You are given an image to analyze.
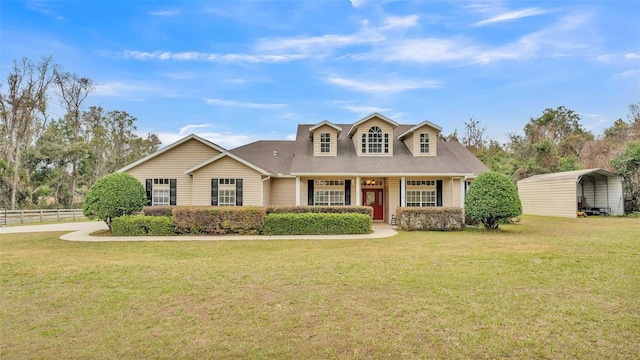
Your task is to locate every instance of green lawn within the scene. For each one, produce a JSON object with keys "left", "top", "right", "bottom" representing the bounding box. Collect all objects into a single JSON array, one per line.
[{"left": 1, "top": 216, "right": 639, "bottom": 359}]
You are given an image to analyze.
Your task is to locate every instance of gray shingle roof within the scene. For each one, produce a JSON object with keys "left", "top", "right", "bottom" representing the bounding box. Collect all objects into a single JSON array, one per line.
[{"left": 229, "top": 124, "right": 488, "bottom": 177}]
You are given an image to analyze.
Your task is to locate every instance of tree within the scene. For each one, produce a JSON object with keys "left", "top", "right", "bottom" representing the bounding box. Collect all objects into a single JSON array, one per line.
[
  {"left": 0, "top": 56, "right": 57, "bottom": 209},
  {"left": 465, "top": 171, "right": 522, "bottom": 230},
  {"left": 461, "top": 117, "right": 486, "bottom": 155},
  {"left": 83, "top": 173, "right": 147, "bottom": 229},
  {"left": 611, "top": 141, "right": 640, "bottom": 213},
  {"left": 55, "top": 71, "right": 94, "bottom": 207}
]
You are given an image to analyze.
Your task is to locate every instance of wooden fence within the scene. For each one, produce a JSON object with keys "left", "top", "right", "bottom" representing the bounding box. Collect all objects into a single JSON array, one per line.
[{"left": 0, "top": 209, "right": 86, "bottom": 226}]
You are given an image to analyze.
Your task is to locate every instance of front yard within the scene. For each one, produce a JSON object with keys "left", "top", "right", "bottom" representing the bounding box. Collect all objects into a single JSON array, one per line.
[{"left": 1, "top": 216, "right": 639, "bottom": 359}]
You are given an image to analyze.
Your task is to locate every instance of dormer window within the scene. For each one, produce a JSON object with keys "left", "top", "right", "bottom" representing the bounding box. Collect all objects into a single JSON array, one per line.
[
  {"left": 320, "top": 133, "right": 330, "bottom": 153},
  {"left": 361, "top": 126, "right": 389, "bottom": 154},
  {"left": 420, "top": 133, "right": 430, "bottom": 153}
]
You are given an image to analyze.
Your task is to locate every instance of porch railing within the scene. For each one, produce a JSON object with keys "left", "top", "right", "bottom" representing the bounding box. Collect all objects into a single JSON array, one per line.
[{"left": 0, "top": 209, "right": 86, "bottom": 226}]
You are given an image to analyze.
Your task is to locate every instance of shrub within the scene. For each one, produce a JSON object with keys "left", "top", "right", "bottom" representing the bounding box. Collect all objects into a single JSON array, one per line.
[
  {"left": 83, "top": 173, "right": 147, "bottom": 229},
  {"left": 396, "top": 207, "right": 465, "bottom": 231},
  {"left": 172, "top": 206, "right": 266, "bottom": 235},
  {"left": 465, "top": 171, "right": 522, "bottom": 230},
  {"left": 266, "top": 205, "right": 373, "bottom": 217},
  {"left": 111, "top": 215, "right": 175, "bottom": 236},
  {"left": 143, "top": 206, "right": 173, "bottom": 217},
  {"left": 262, "top": 213, "right": 371, "bottom": 235}
]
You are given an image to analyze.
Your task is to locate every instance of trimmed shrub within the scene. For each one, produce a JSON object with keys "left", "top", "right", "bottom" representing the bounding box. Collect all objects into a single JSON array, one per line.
[
  {"left": 83, "top": 173, "right": 148, "bottom": 229},
  {"left": 396, "top": 207, "right": 465, "bottom": 231},
  {"left": 262, "top": 212, "right": 371, "bottom": 235},
  {"left": 143, "top": 206, "right": 174, "bottom": 217},
  {"left": 465, "top": 171, "right": 522, "bottom": 230},
  {"left": 266, "top": 205, "right": 373, "bottom": 217},
  {"left": 172, "top": 206, "right": 266, "bottom": 235},
  {"left": 111, "top": 215, "right": 175, "bottom": 236}
]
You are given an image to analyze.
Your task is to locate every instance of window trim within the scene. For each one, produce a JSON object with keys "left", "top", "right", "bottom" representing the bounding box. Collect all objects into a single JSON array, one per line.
[
  {"left": 152, "top": 189, "right": 170, "bottom": 206},
  {"left": 419, "top": 133, "right": 430, "bottom": 154},
  {"left": 406, "top": 190, "right": 436, "bottom": 207},
  {"left": 314, "top": 190, "right": 345, "bottom": 206},
  {"left": 218, "top": 188, "right": 236, "bottom": 206},
  {"left": 320, "top": 132, "right": 331, "bottom": 153}
]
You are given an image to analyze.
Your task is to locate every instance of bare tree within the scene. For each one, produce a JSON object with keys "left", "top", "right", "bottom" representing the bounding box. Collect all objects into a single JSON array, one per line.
[
  {"left": 461, "top": 117, "right": 486, "bottom": 155},
  {"left": 55, "top": 71, "right": 94, "bottom": 207},
  {"left": 0, "top": 57, "right": 57, "bottom": 209}
]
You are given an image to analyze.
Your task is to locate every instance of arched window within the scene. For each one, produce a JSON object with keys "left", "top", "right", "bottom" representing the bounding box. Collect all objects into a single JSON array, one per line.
[{"left": 367, "top": 126, "right": 383, "bottom": 153}]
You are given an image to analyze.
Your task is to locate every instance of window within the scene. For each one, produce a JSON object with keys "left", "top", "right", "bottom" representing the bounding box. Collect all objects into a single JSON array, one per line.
[
  {"left": 420, "top": 133, "right": 430, "bottom": 153},
  {"left": 406, "top": 190, "right": 436, "bottom": 207},
  {"left": 315, "top": 190, "right": 344, "bottom": 206},
  {"left": 367, "top": 126, "right": 382, "bottom": 153},
  {"left": 219, "top": 178, "right": 235, "bottom": 185},
  {"left": 361, "top": 180, "right": 384, "bottom": 186},
  {"left": 320, "top": 133, "right": 330, "bottom": 153},
  {"left": 154, "top": 178, "right": 169, "bottom": 185},
  {"left": 152, "top": 189, "right": 170, "bottom": 206},
  {"left": 218, "top": 189, "right": 236, "bottom": 206},
  {"left": 406, "top": 180, "right": 436, "bottom": 186},
  {"left": 315, "top": 179, "right": 344, "bottom": 186}
]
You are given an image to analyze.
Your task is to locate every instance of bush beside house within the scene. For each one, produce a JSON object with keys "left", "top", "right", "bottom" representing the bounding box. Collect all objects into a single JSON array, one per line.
[
  {"left": 82, "top": 173, "right": 148, "bottom": 229},
  {"left": 465, "top": 171, "right": 522, "bottom": 230},
  {"left": 396, "top": 207, "right": 465, "bottom": 231},
  {"left": 262, "top": 212, "right": 371, "bottom": 235},
  {"left": 111, "top": 215, "right": 175, "bottom": 236}
]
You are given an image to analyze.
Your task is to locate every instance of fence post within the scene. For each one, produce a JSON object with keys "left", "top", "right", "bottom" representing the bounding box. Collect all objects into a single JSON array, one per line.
[
  {"left": 40, "top": 209, "right": 43, "bottom": 223},
  {"left": 21, "top": 210, "right": 24, "bottom": 224},
  {"left": 57, "top": 209, "right": 60, "bottom": 222},
  {"left": 73, "top": 208, "right": 76, "bottom": 220}
]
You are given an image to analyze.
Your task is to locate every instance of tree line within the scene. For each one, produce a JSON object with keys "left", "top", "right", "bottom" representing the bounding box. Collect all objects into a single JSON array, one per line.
[
  {"left": 447, "top": 104, "right": 640, "bottom": 213},
  {"left": 1, "top": 56, "right": 160, "bottom": 210}
]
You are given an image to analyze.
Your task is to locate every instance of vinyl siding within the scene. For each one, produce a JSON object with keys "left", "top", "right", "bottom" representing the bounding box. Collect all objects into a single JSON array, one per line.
[
  {"left": 413, "top": 130, "right": 437, "bottom": 156},
  {"left": 191, "top": 156, "right": 263, "bottom": 206},
  {"left": 312, "top": 125, "right": 338, "bottom": 157},
  {"left": 353, "top": 117, "right": 395, "bottom": 156},
  {"left": 262, "top": 178, "right": 271, "bottom": 206},
  {"left": 518, "top": 179, "right": 577, "bottom": 218},
  {"left": 387, "top": 177, "right": 400, "bottom": 223},
  {"left": 125, "top": 139, "right": 221, "bottom": 205},
  {"left": 403, "top": 134, "right": 415, "bottom": 155},
  {"left": 270, "top": 178, "right": 296, "bottom": 206}
]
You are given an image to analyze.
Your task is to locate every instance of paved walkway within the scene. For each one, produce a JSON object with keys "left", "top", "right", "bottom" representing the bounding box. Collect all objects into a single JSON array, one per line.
[{"left": 1, "top": 221, "right": 398, "bottom": 241}]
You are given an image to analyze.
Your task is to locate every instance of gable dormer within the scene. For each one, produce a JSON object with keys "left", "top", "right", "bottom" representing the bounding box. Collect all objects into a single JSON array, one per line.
[
  {"left": 309, "top": 120, "right": 341, "bottom": 157},
  {"left": 397, "top": 120, "right": 442, "bottom": 156},
  {"left": 348, "top": 113, "right": 399, "bottom": 156}
]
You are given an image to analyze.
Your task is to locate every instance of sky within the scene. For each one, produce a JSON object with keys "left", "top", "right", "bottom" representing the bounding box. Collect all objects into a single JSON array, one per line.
[{"left": 1, "top": 0, "right": 639, "bottom": 149}]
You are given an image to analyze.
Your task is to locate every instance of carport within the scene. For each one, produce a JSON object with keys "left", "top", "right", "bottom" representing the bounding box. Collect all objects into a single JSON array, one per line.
[{"left": 517, "top": 168, "right": 624, "bottom": 218}]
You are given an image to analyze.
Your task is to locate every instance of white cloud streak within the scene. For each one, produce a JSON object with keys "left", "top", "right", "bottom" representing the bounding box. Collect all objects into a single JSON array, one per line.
[
  {"left": 327, "top": 75, "right": 441, "bottom": 93},
  {"left": 474, "top": 7, "right": 551, "bottom": 26},
  {"left": 148, "top": 10, "right": 181, "bottom": 16},
  {"left": 341, "top": 105, "right": 392, "bottom": 114},
  {"left": 124, "top": 50, "right": 307, "bottom": 63},
  {"left": 204, "top": 98, "right": 287, "bottom": 109}
]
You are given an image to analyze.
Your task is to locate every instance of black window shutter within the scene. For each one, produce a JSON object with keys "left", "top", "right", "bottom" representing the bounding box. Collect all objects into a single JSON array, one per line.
[
  {"left": 211, "top": 179, "right": 218, "bottom": 205},
  {"left": 307, "top": 180, "right": 314, "bottom": 205},
  {"left": 399, "top": 179, "right": 402, "bottom": 207},
  {"left": 169, "top": 179, "right": 177, "bottom": 205},
  {"left": 145, "top": 179, "right": 152, "bottom": 206},
  {"left": 235, "top": 179, "right": 243, "bottom": 206},
  {"left": 344, "top": 180, "right": 351, "bottom": 205},
  {"left": 436, "top": 180, "right": 443, "bottom": 207}
]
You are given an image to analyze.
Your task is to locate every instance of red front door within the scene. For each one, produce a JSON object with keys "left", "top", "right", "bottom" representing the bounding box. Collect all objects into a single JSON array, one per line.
[{"left": 363, "top": 189, "right": 384, "bottom": 221}]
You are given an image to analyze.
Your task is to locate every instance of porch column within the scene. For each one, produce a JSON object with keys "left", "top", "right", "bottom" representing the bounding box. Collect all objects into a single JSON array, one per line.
[
  {"left": 355, "top": 177, "right": 361, "bottom": 205},
  {"left": 295, "top": 177, "right": 301, "bottom": 206},
  {"left": 460, "top": 177, "right": 466, "bottom": 209},
  {"left": 400, "top": 177, "right": 406, "bottom": 207}
]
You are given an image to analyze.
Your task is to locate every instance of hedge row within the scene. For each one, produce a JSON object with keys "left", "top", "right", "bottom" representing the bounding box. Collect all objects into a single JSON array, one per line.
[
  {"left": 265, "top": 205, "right": 373, "bottom": 217},
  {"left": 143, "top": 206, "right": 173, "bottom": 217},
  {"left": 172, "top": 206, "right": 265, "bottom": 235},
  {"left": 396, "top": 207, "right": 465, "bottom": 231},
  {"left": 111, "top": 215, "right": 175, "bottom": 236},
  {"left": 262, "top": 213, "right": 371, "bottom": 235}
]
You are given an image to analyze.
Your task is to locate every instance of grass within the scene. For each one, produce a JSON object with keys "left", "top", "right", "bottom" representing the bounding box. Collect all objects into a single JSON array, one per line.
[{"left": 1, "top": 216, "right": 639, "bottom": 359}]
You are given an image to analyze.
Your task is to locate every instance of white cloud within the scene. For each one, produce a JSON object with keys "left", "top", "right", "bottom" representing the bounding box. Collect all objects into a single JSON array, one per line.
[
  {"left": 625, "top": 53, "right": 640, "bottom": 60},
  {"left": 613, "top": 69, "right": 640, "bottom": 80},
  {"left": 123, "top": 50, "right": 307, "bottom": 63},
  {"left": 157, "top": 130, "right": 255, "bottom": 149},
  {"left": 380, "top": 15, "right": 419, "bottom": 30},
  {"left": 93, "top": 82, "right": 154, "bottom": 96},
  {"left": 341, "top": 105, "right": 392, "bottom": 115},
  {"left": 148, "top": 10, "right": 181, "bottom": 16},
  {"left": 204, "top": 98, "right": 287, "bottom": 109},
  {"left": 375, "top": 38, "right": 478, "bottom": 63},
  {"left": 349, "top": 0, "right": 367, "bottom": 8},
  {"left": 326, "top": 75, "right": 441, "bottom": 93},
  {"left": 474, "top": 7, "right": 551, "bottom": 26}
]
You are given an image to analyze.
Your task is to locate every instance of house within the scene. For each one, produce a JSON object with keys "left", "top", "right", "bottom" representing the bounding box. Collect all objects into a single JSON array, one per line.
[
  {"left": 517, "top": 168, "right": 624, "bottom": 218},
  {"left": 117, "top": 113, "right": 488, "bottom": 223}
]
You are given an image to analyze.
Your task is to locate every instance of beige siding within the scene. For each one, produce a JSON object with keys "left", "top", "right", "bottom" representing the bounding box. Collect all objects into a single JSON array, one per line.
[
  {"left": 262, "top": 178, "right": 271, "bottom": 206},
  {"left": 442, "top": 178, "right": 452, "bottom": 207},
  {"left": 125, "top": 139, "right": 221, "bottom": 205},
  {"left": 312, "top": 125, "right": 338, "bottom": 157},
  {"left": 413, "top": 129, "right": 437, "bottom": 156},
  {"left": 451, "top": 178, "right": 461, "bottom": 207},
  {"left": 387, "top": 177, "right": 400, "bottom": 223},
  {"left": 270, "top": 178, "right": 296, "bottom": 206},
  {"left": 191, "top": 156, "right": 264, "bottom": 206},
  {"left": 403, "top": 134, "right": 415, "bottom": 155},
  {"left": 353, "top": 117, "right": 395, "bottom": 156},
  {"left": 518, "top": 179, "right": 577, "bottom": 218}
]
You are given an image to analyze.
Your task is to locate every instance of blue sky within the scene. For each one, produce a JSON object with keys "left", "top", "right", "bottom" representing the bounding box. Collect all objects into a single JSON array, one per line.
[{"left": 2, "top": 0, "right": 639, "bottom": 148}]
